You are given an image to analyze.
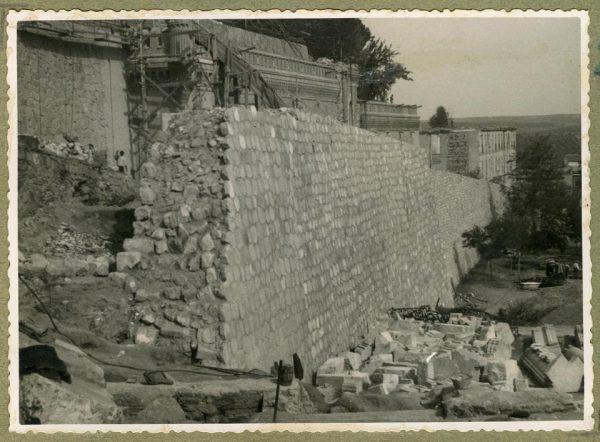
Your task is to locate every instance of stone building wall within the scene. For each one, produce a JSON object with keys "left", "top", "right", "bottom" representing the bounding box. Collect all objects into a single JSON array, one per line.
[
  {"left": 124, "top": 107, "right": 502, "bottom": 373},
  {"left": 446, "top": 130, "right": 479, "bottom": 175},
  {"left": 17, "top": 31, "right": 131, "bottom": 167}
]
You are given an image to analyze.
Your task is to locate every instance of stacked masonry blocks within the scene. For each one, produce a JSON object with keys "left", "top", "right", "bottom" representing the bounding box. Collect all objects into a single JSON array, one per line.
[
  {"left": 125, "top": 106, "right": 503, "bottom": 373},
  {"left": 17, "top": 32, "right": 115, "bottom": 158},
  {"left": 219, "top": 107, "right": 453, "bottom": 372},
  {"left": 431, "top": 171, "right": 504, "bottom": 286}
]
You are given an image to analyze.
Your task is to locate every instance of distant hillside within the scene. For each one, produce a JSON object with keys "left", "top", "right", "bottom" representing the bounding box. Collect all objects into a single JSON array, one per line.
[{"left": 450, "top": 114, "right": 581, "bottom": 134}]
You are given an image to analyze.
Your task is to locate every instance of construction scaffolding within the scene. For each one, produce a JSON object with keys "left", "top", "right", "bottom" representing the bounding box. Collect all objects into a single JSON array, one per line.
[{"left": 124, "top": 20, "right": 283, "bottom": 177}]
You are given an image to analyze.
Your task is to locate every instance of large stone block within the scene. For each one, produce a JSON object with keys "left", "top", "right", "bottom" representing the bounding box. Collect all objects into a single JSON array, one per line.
[
  {"left": 317, "top": 357, "right": 345, "bottom": 376},
  {"left": 116, "top": 252, "right": 142, "bottom": 271},
  {"left": 135, "top": 326, "right": 159, "bottom": 345},
  {"left": 123, "top": 238, "right": 154, "bottom": 254},
  {"left": 20, "top": 373, "right": 123, "bottom": 424},
  {"left": 444, "top": 388, "right": 576, "bottom": 418}
]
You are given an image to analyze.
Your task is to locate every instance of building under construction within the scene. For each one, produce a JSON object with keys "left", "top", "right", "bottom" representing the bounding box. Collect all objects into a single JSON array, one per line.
[{"left": 17, "top": 19, "right": 421, "bottom": 175}]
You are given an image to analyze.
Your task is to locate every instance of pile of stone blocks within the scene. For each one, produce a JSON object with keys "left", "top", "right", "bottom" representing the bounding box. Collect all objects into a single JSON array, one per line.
[
  {"left": 518, "top": 325, "right": 584, "bottom": 393},
  {"left": 313, "top": 313, "right": 527, "bottom": 399},
  {"left": 313, "top": 313, "right": 585, "bottom": 417}
]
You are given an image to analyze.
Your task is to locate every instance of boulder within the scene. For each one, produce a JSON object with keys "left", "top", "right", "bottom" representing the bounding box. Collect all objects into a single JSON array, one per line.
[
  {"left": 53, "top": 339, "right": 105, "bottom": 387},
  {"left": 108, "top": 271, "right": 128, "bottom": 287},
  {"left": 135, "top": 326, "right": 159, "bottom": 345},
  {"left": 134, "top": 206, "right": 151, "bottom": 221},
  {"left": 116, "top": 252, "right": 142, "bottom": 271},
  {"left": 93, "top": 256, "right": 110, "bottom": 277},
  {"left": 20, "top": 373, "right": 123, "bottom": 424},
  {"left": 139, "top": 186, "right": 155, "bottom": 205},
  {"left": 443, "top": 388, "right": 576, "bottom": 418},
  {"left": 136, "top": 396, "right": 188, "bottom": 423}
]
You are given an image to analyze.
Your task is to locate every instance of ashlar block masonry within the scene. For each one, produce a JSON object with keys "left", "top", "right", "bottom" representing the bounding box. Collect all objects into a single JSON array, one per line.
[{"left": 121, "top": 106, "right": 502, "bottom": 372}]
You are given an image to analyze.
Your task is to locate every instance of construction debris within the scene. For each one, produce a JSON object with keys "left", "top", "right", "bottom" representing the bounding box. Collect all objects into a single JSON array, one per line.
[
  {"left": 38, "top": 138, "right": 95, "bottom": 164},
  {"left": 310, "top": 309, "right": 584, "bottom": 419}
]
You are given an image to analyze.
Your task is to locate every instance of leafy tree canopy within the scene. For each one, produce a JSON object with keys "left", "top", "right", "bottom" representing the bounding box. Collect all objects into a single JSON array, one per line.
[
  {"left": 463, "top": 136, "right": 576, "bottom": 255},
  {"left": 220, "top": 19, "right": 411, "bottom": 101},
  {"left": 429, "top": 106, "right": 450, "bottom": 128}
]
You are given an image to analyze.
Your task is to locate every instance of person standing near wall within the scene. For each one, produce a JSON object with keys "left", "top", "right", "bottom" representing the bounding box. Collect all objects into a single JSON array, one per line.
[{"left": 117, "top": 150, "right": 128, "bottom": 175}]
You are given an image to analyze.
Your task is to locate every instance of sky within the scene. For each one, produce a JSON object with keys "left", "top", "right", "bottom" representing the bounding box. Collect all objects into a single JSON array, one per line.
[{"left": 361, "top": 17, "right": 582, "bottom": 119}]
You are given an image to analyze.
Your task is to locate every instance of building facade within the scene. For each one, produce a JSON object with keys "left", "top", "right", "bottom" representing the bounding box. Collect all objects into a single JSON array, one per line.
[
  {"left": 358, "top": 100, "right": 421, "bottom": 145},
  {"left": 478, "top": 128, "right": 517, "bottom": 180},
  {"left": 420, "top": 127, "right": 516, "bottom": 181}
]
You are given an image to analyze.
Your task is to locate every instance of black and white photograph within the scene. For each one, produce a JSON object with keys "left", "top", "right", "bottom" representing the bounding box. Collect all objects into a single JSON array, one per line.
[{"left": 8, "top": 9, "right": 592, "bottom": 432}]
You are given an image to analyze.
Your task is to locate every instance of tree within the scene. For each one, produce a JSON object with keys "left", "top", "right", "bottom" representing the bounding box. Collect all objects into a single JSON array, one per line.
[
  {"left": 463, "top": 135, "right": 574, "bottom": 267},
  {"left": 356, "top": 37, "right": 412, "bottom": 101},
  {"left": 429, "top": 106, "right": 450, "bottom": 128},
  {"left": 462, "top": 220, "right": 504, "bottom": 278},
  {"left": 505, "top": 136, "right": 571, "bottom": 252},
  {"left": 220, "top": 19, "right": 411, "bottom": 101}
]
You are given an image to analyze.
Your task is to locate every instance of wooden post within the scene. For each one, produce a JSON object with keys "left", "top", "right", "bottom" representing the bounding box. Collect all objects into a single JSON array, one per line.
[
  {"left": 244, "top": 72, "right": 249, "bottom": 106},
  {"left": 223, "top": 46, "right": 231, "bottom": 107},
  {"left": 272, "top": 360, "right": 283, "bottom": 423},
  {"left": 138, "top": 23, "right": 148, "bottom": 177}
]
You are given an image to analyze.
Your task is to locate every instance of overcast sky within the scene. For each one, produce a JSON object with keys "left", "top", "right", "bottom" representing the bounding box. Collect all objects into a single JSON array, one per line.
[{"left": 361, "top": 17, "right": 582, "bottom": 119}]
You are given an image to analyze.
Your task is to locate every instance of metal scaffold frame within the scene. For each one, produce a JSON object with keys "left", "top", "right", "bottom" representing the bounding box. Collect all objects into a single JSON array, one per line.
[{"left": 124, "top": 20, "right": 283, "bottom": 179}]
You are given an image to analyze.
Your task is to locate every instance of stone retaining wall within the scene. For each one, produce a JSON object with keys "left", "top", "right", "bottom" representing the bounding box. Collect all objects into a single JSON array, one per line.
[
  {"left": 430, "top": 170, "right": 503, "bottom": 288},
  {"left": 218, "top": 108, "right": 451, "bottom": 372},
  {"left": 125, "top": 107, "right": 502, "bottom": 373}
]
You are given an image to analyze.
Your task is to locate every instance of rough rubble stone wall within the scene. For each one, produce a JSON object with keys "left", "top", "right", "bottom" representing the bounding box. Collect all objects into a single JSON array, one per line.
[
  {"left": 216, "top": 107, "right": 454, "bottom": 372},
  {"left": 121, "top": 110, "right": 230, "bottom": 360},
  {"left": 430, "top": 170, "right": 503, "bottom": 288},
  {"left": 17, "top": 32, "right": 131, "bottom": 165}
]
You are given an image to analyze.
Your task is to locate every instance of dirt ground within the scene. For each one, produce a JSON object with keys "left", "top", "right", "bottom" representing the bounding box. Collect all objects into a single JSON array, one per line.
[{"left": 456, "top": 252, "right": 583, "bottom": 326}]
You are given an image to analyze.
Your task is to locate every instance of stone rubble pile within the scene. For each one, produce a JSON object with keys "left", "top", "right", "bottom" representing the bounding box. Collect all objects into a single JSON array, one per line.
[
  {"left": 43, "top": 223, "right": 112, "bottom": 257},
  {"left": 38, "top": 138, "right": 95, "bottom": 164},
  {"left": 312, "top": 312, "right": 583, "bottom": 418},
  {"left": 19, "top": 250, "right": 112, "bottom": 278}
]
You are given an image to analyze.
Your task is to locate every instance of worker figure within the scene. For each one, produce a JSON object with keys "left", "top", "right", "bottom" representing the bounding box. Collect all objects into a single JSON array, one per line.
[
  {"left": 390, "top": 94, "right": 394, "bottom": 104},
  {"left": 117, "top": 150, "right": 128, "bottom": 174}
]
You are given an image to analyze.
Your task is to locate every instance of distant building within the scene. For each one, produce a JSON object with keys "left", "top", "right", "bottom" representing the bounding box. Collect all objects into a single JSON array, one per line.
[
  {"left": 562, "top": 153, "right": 582, "bottom": 192},
  {"left": 358, "top": 100, "right": 421, "bottom": 146},
  {"left": 420, "top": 127, "right": 516, "bottom": 181},
  {"left": 478, "top": 128, "right": 517, "bottom": 180}
]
